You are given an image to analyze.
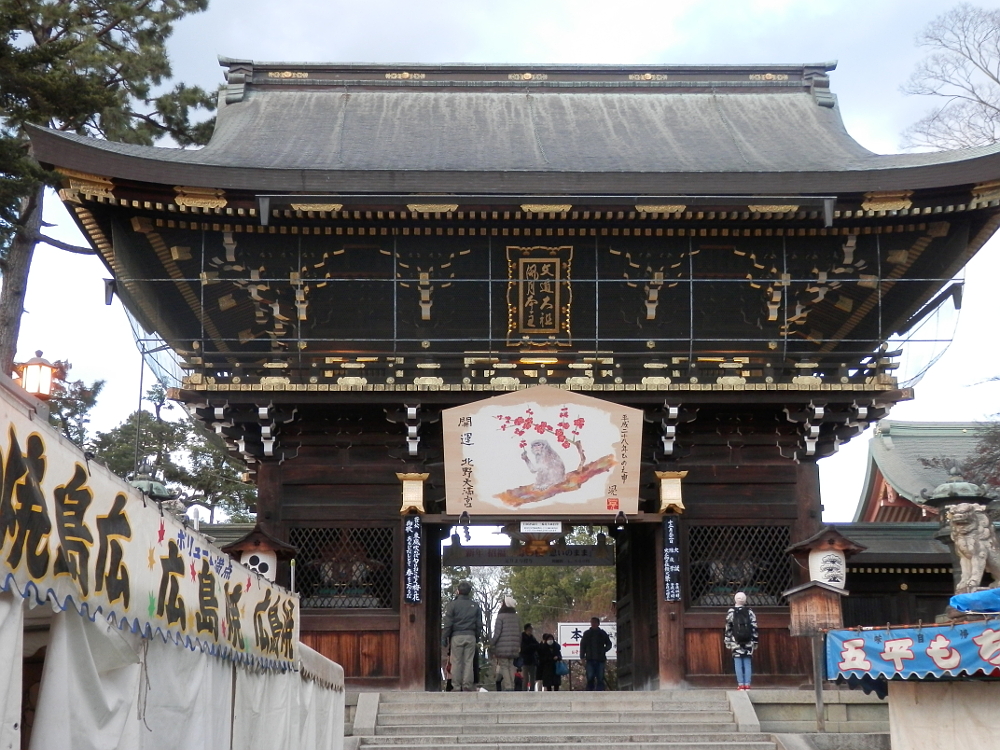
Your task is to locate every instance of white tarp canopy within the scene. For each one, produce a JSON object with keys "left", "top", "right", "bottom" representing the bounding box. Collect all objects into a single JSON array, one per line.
[{"left": 0, "top": 375, "right": 344, "bottom": 749}]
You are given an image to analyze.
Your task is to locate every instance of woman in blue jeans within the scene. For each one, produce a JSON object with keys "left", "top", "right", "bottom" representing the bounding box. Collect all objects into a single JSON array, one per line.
[{"left": 724, "top": 591, "right": 759, "bottom": 690}]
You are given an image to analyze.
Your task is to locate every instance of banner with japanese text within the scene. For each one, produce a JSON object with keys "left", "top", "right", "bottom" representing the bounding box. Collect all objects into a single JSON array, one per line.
[
  {"left": 826, "top": 618, "right": 1000, "bottom": 679},
  {"left": 0, "top": 387, "right": 298, "bottom": 670},
  {"left": 443, "top": 386, "right": 643, "bottom": 515}
]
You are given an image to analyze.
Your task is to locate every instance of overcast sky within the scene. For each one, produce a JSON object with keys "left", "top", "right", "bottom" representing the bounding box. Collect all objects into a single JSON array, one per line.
[{"left": 18, "top": 0, "right": 1000, "bottom": 522}]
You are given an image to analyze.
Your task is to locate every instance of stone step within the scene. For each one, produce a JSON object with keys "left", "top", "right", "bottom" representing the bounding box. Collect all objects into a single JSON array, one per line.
[
  {"left": 374, "top": 722, "right": 739, "bottom": 737},
  {"left": 377, "top": 690, "right": 730, "bottom": 704},
  {"left": 377, "top": 700, "right": 731, "bottom": 714},
  {"left": 359, "top": 741, "right": 775, "bottom": 750},
  {"left": 361, "top": 732, "right": 771, "bottom": 746},
  {"left": 377, "top": 710, "right": 736, "bottom": 726},
  {"left": 378, "top": 703, "right": 731, "bottom": 715}
]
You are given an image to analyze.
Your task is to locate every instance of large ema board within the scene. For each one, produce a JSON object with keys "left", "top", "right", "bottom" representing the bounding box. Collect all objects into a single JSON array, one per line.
[{"left": 443, "top": 386, "right": 643, "bottom": 516}]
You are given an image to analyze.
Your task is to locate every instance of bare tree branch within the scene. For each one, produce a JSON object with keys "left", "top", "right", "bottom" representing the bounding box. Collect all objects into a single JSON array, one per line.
[
  {"left": 902, "top": 4, "right": 1000, "bottom": 150},
  {"left": 30, "top": 232, "right": 97, "bottom": 255}
]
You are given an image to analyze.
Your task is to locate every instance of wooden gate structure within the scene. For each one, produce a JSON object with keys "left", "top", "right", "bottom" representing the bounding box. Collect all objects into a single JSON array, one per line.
[{"left": 30, "top": 61, "right": 1000, "bottom": 689}]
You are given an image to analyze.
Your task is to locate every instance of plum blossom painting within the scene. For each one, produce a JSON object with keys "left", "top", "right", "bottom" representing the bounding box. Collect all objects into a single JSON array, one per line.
[{"left": 443, "top": 386, "right": 643, "bottom": 515}]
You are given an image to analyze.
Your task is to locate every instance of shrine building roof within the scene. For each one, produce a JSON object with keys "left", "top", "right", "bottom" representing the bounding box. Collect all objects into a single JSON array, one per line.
[
  {"left": 854, "top": 421, "right": 983, "bottom": 522},
  {"left": 29, "top": 60, "right": 1000, "bottom": 196}
]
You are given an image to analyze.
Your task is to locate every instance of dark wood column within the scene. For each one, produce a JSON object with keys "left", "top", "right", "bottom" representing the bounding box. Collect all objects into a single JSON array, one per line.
[
  {"left": 655, "top": 519, "right": 686, "bottom": 688},
  {"left": 255, "top": 460, "right": 281, "bottom": 534},
  {"left": 398, "top": 515, "right": 427, "bottom": 690}
]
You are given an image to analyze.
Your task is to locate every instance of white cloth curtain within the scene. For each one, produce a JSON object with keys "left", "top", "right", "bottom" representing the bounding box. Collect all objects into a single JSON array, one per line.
[
  {"left": 137, "top": 638, "right": 234, "bottom": 750},
  {"left": 299, "top": 644, "right": 344, "bottom": 746},
  {"left": 21, "top": 605, "right": 342, "bottom": 750},
  {"left": 29, "top": 611, "right": 142, "bottom": 750},
  {"left": 0, "top": 592, "right": 24, "bottom": 749},
  {"left": 232, "top": 666, "right": 300, "bottom": 750}
]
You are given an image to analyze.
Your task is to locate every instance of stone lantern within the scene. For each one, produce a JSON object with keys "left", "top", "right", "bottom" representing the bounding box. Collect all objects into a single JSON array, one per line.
[{"left": 918, "top": 467, "right": 998, "bottom": 594}]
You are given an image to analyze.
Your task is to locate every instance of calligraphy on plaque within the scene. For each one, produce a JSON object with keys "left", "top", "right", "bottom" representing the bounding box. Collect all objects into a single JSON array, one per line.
[
  {"left": 662, "top": 515, "right": 682, "bottom": 602},
  {"left": 506, "top": 246, "right": 572, "bottom": 346},
  {"left": 404, "top": 516, "right": 422, "bottom": 604}
]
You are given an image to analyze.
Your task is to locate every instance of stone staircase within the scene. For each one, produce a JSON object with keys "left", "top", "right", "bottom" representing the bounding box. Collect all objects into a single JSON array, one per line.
[{"left": 350, "top": 690, "right": 776, "bottom": 750}]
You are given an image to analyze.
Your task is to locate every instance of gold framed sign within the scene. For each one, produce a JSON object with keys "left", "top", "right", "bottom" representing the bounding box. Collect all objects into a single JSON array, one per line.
[{"left": 506, "top": 246, "right": 572, "bottom": 346}]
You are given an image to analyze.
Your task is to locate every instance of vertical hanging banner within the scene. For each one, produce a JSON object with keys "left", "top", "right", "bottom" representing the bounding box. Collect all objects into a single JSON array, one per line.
[
  {"left": 662, "top": 515, "right": 682, "bottom": 602},
  {"left": 403, "top": 516, "right": 422, "bottom": 604},
  {"left": 0, "top": 386, "right": 298, "bottom": 670},
  {"left": 443, "top": 386, "right": 643, "bottom": 515}
]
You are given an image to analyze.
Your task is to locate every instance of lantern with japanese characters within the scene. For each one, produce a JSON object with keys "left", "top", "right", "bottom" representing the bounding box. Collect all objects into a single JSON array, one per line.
[
  {"left": 221, "top": 524, "right": 297, "bottom": 583},
  {"left": 785, "top": 526, "right": 866, "bottom": 636}
]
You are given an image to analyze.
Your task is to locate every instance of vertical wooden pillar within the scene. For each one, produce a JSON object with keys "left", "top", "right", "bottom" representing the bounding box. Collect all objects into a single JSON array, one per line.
[
  {"left": 398, "top": 515, "right": 427, "bottom": 689},
  {"left": 424, "top": 523, "right": 444, "bottom": 690},
  {"left": 655, "top": 519, "right": 686, "bottom": 688},
  {"left": 255, "top": 460, "right": 282, "bottom": 534},
  {"left": 792, "top": 462, "right": 822, "bottom": 584}
]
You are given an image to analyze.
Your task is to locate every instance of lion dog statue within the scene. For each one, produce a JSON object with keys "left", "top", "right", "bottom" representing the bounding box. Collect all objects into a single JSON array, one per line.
[{"left": 947, "top": 502, "right": 1000, "bottom": 594}]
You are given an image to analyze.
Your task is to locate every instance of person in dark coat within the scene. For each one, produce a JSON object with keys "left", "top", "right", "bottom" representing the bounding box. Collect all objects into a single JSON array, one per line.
[
  {"left": 518, "top": 623, "right": 539, "bottom": 690},
  {"left": 536, "top": 633, "right": 563, "bottom": 691},
  {"left": 579, "top": 616, "right": 613, "bottom": 691}
]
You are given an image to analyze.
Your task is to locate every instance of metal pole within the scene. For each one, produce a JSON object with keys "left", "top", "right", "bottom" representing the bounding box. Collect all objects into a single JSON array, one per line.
[{"left": 812, "top": 633, "right": 826, "bottom": 732}]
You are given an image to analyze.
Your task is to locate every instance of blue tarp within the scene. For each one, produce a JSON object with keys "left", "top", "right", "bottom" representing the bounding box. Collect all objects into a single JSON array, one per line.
[
  {"left": 826, "top": 618, "right": 1000, "bottom": 679},
  {"left": 950, "top": 588, "right": 1000, "bottom": 613}
]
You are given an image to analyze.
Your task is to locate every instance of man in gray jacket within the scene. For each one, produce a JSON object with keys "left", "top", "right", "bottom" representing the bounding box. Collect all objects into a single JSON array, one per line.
[{"left": 442, "top": 580, "right": 484, "bottom": 691}]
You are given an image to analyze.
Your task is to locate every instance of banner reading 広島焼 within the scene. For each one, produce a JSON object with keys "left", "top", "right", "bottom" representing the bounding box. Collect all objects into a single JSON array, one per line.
[
  {"left": 443, "top": 386, "right": 643, "bottom": 515},
  {"left": 0, "top": 385, "right": 298, "bottom": 670}
]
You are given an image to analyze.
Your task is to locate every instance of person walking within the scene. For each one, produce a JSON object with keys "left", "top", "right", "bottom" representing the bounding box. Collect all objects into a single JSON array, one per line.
[
  {"left": 490, "top": 596, "right": 521, "bottom": 691},
  {"left": 724, "top": 591, "right": 759, "bottom": 690},
  {"left": 442, "top": 580, "right": 483, "bottom": 692},
  {"left": 536, "top": 633, "right": 563, "bottom": 691},
  {"left": 519, "top": 623, "right": 540, "bottom": 691},
  {"left": 579, "top": 617, "right": 613, "bottom": 691}
]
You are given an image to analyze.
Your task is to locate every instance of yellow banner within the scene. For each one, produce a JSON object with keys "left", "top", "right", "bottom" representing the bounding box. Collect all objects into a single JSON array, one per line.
[{"left": 0, "top": 384, "right": 298, "bottom": 670}]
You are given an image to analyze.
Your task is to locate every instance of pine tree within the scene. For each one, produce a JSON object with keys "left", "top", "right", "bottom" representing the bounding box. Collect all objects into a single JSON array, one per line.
[{"left": 0, "top": 0, "right": 215, "bottom": 374}]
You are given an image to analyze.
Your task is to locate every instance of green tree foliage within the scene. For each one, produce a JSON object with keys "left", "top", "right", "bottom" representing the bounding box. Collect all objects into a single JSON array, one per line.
[
  {"left": 903, "top": 4, "right": 1000, "bottom": 149},
  {"left": 502, "top": 528, "right": 615, "bottom": 637},
  {"left": 45, "top": 362, "right": 104, "bottom": 447},
  {"left": 92, "top": 408, "right": 187, "bottom": 478},
  {"left": 93, "top": 386, "right": 256, "bottom": 521},
  {"left": 0, "top": 0, "right": 215, "bottom": 374},
  {"left": 173, "top": 422, "right": 257, "bottom": 523}
]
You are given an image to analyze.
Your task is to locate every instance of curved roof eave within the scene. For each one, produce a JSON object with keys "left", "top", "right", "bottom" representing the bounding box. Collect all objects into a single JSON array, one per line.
[{"left": 28, "top": 124, "right": 1000, "bottom": 197}]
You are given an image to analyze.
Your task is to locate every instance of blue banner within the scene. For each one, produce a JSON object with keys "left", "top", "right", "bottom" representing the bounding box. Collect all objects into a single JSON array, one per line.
[{"left": 826, "top": 618, "right": 1000, "bottom": 679}]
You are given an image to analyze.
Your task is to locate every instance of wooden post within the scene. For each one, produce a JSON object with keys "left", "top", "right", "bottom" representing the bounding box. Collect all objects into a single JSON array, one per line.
[
  {"left": 398, "top": 515, "right": 427, "bottom": 689},
  {"left": 655, "top": 519, "right": 685, "bottom": 687},
  {"left": 812, "top": 634, "right": 826, "bottom": 732}
]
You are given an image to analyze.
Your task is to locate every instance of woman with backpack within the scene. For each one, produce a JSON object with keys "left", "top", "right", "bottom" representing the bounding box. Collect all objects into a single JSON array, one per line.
[{"left": 724, "top": 591, "right": 758, "bottom": 690}]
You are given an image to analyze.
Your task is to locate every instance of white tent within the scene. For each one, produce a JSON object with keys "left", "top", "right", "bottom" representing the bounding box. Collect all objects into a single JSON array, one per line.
[{"left": 0, "top": 375, "right": 344, "bottom": 749}]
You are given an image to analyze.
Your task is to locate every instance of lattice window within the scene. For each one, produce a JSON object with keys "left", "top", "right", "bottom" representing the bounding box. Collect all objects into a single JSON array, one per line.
[
  {"left": 289, "top": 526, "right": 395, "bottom": 609},
  {"left": 687, "top": 525, "right": 793, "bottom": 606}
]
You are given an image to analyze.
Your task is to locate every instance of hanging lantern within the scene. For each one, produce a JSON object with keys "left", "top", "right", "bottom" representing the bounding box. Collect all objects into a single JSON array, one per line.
[{"left": 17, "top": 351, "right": 58, "bottom": 399}]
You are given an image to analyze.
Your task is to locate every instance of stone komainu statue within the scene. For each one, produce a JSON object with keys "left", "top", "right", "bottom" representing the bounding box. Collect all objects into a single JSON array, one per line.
[{"left": 947, "top": 502, "right": 1000, "bottom": 594}]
